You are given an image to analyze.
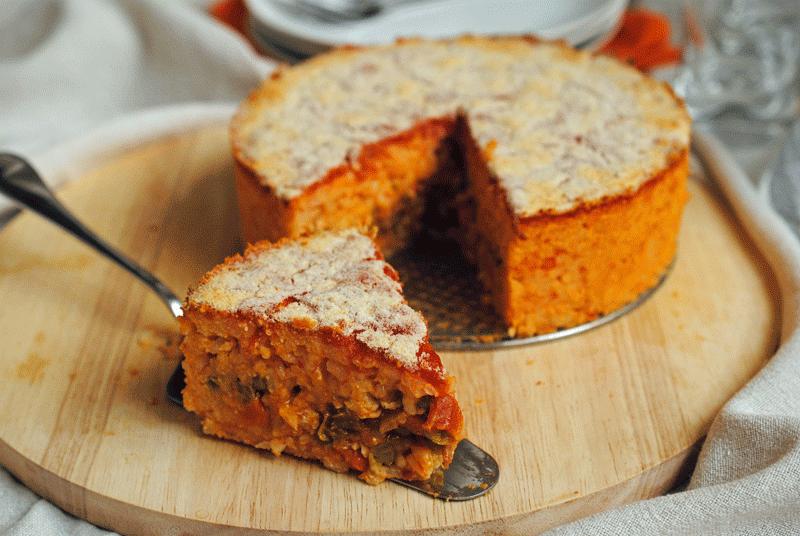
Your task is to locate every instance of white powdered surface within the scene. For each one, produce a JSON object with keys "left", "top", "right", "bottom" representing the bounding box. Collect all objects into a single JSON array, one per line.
[
  {"left": 189, "top": 230, "right": 429, "bottom": 368},
  {"left": 234, "top": 38, "right": 690, "bottom": 217}
]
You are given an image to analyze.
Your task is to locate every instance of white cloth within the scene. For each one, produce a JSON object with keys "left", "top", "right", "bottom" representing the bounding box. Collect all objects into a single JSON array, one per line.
[
  {"left": 0, "top": 470, "right": 109, "bottom": 536},
  {"left": 0, "top": 0, "right": 270, "bottom": 157},
  {"left": 2, "top": 2, "right": 800, "bottom": 535}
]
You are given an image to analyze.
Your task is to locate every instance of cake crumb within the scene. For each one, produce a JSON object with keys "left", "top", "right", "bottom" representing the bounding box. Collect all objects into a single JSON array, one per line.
[{"left": 15, "top": 353, "right": 49, "bottom": 385}]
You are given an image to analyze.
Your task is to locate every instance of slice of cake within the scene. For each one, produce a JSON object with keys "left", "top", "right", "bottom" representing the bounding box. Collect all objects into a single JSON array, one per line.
[
  {"left": 231, "top": 36, "right": 691, "bottom": 336},
  {"left": 179, "top": 229, "right": 464, "bottom": 484}
]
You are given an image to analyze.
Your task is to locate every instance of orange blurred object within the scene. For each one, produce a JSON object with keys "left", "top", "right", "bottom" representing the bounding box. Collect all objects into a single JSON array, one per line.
[
  {"left": 209, "top": 0, "right": 248, "bottom": 35},
  {"left": 600, "top": 9, "right": 682, "bottom": 71}
]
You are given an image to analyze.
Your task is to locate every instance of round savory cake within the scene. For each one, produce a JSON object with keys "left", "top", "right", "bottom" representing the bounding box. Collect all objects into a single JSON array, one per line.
[{"left": 231, "top": 36, "right": 691, "bottom": 337}]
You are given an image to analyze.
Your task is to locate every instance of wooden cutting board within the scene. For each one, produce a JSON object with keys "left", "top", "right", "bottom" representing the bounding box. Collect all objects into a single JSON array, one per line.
[{"left": 0, "top": 124, "right": 779, "bottom": 535}]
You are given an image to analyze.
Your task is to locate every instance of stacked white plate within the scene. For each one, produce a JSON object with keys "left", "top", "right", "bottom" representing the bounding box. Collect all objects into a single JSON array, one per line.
[{"left": 246, "top": 0, "right": 628, "bottom": 62}]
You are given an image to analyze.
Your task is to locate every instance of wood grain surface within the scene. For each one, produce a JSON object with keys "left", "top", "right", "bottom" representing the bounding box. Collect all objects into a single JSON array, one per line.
[{"left": 0, "top": 125, "right": 780, "bottom": 535}]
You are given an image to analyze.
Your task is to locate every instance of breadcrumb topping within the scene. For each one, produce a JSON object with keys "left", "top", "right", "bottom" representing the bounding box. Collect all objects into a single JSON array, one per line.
[
  {"left": 188, "top": 230, "right": 429, "bottom": 369},
  {"left": 233, "top": 37, "right": 690, "bottom": 217}
]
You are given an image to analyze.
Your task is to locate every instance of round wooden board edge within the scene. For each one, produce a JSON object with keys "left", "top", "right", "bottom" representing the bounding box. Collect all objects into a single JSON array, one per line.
[
  {"left": 0, "top": 431, "right": 700, "bottom": 535},
  {"left": 0, "top": 120, "right": 778, "bottom": 535}
]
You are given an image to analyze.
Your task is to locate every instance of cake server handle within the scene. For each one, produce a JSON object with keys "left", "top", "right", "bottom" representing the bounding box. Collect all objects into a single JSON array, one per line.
[{"left": 0, "top": 153, "right": 183, "bottom": 318}]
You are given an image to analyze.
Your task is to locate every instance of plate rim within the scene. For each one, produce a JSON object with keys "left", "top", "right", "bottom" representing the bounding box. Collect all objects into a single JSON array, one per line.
[{"left": 245, "top": 0, "right": 628, "bottom": 54}]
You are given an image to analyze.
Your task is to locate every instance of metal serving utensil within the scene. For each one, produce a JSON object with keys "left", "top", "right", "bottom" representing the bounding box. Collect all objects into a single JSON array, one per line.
[{"left": 0, "top": 153, "right": 499, "bottom": 501}]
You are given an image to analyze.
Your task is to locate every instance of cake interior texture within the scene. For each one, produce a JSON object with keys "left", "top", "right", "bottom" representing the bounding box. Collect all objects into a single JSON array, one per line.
[
  {"left": 180, "top": 231, "right": 464, "bottom": 484},
  {"left": 232, "top": 37, "right": 691, "bottom": 336}
]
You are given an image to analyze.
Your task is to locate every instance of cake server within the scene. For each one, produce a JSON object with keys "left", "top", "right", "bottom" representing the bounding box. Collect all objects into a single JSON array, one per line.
[{"left": 0, "top": 153, "right": 499, "bottom": 501}]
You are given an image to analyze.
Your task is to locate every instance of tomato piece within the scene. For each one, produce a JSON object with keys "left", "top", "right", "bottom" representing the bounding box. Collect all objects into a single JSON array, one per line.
[
  {"left": 340, "top": 448, "right": 368, "bottom": 472},
  {"left": 424, "top": 394, "right": 463, "bottom": 434}
]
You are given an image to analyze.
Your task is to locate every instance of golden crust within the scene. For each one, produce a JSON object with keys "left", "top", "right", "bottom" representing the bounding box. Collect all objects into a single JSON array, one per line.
[{"left": 507, "top": 152, "right": 689, "bottom": 334}]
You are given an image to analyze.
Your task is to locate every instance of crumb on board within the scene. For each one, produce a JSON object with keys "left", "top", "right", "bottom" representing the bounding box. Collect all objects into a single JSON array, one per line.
[{"left": 15, "top": 352, "right": 49, "bottom": 385}]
